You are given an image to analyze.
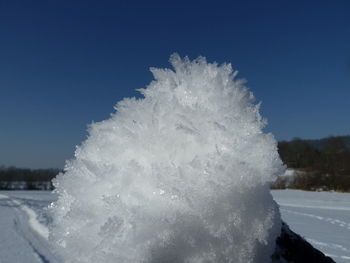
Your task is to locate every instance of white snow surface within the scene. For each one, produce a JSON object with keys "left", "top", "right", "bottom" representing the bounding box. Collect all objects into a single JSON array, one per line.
[
  {"left": 0, "top": 191, "right": 58, "bottom": 263},
  {"left": 272, "top": 190, "right": 350, "bottom": 263},
  {"left": 49, "top": 54, "right": 284, "bottom": 263}
]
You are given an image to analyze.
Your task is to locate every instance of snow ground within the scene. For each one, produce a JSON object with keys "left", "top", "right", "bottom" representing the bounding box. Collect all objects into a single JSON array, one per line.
[
  {"left": 0, "top": 190, "right": 348, "bottom": 262},
  {"left": 0, "top": 191, "right": 58, "bottom": 263},
  {"left": 272, "top": 190, "right": 350, "bottom": 263}
]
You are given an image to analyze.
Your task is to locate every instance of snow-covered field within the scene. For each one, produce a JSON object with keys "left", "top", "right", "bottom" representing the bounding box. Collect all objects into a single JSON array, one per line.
[
  {"left": 0, "top": 189, "right": 349, "bottom": 263},
  {"left": 0, "top": 191, "right": 58, "bottom": 263},
  {"left": 272, "top": 190, "right": 350, "bottom": 263}
]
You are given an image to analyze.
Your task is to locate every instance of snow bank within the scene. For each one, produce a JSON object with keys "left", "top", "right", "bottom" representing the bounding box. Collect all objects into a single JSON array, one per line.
[{"left": 49, "top": 54, "right": 284, "bottom": 263}]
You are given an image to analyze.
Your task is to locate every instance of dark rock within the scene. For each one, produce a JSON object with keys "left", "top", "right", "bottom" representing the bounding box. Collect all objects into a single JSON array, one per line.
[{"left": 272, "top": 222, "right": 335, "bottom": 263}]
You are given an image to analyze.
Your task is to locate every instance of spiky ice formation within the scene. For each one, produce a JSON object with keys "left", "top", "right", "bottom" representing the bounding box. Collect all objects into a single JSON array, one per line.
[{"left": 49, "top": 54, "right": 284, "bottom": 263}]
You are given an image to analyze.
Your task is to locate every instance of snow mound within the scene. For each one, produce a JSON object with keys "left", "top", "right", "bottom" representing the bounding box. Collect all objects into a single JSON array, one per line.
[{"left": 49, "top": 54, "right": 284, "bottom": 263}]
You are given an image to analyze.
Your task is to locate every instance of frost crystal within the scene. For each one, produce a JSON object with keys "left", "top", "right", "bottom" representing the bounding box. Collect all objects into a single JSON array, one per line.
[{"left": 49, "top": 54, "right": 284, "bottom": 263}]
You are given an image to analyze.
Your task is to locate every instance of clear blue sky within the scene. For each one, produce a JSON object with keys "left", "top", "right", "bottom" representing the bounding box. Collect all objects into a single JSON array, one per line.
[{"left": 1, "top": 0, "right": 349, "bottom": 169}]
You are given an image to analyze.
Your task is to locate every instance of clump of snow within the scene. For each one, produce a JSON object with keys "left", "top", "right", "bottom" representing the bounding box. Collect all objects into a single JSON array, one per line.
[
  {"left": 49, "top": 54, "right": 284, "bottom": 263},
  {"left": 283, "top": 169, "right": 296, "bottom": 177}
]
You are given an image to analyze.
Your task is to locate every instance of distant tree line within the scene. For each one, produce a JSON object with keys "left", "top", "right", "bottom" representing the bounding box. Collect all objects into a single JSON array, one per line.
[
  {"left": 273, "top": 136, "right": 350, "bottom": 192},
  {"left": 0, "top": 166, "right": 60, "bottom": 190}
]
